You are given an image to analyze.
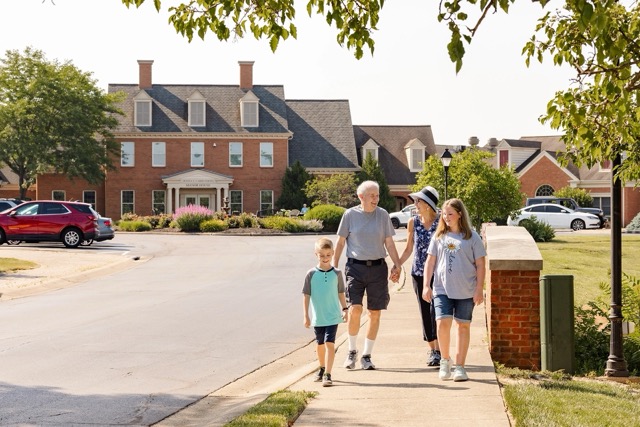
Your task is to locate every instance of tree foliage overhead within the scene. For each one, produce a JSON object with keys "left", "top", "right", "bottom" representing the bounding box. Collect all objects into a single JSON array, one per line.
[
  {"left": 121, "top": 0, "right": 382, "bottom": 59},
  {"left": 120, "top": 0, "right": 640, "bottom": 182},
  {"left": 0, "top": 48, "right": 124, "bottom": 198},
  {"left": 414, "top": 148, "right": 524, "bottom": 230}
]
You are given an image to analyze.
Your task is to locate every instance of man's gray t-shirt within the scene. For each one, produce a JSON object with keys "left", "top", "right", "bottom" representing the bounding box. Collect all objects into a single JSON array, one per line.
[
  {"left": 337, "top": 205, "right": 395, "bottom": 260},
  {"left": 427, "top": 230, "right": 486, "bottom": 299}
]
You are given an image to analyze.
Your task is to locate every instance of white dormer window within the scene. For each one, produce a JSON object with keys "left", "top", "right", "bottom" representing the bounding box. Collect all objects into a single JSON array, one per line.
[
  {"left": 188, "top": 91, "right": 206, "bottom": 127},
  {"left": 240, "top": 91, "right": 259, "bottom": 127},
  {"left": 361, "top": 138, "right": 379, "bottom": 163},
  {"left": 134, "top": 91, "right": 152, "bottom": 127},
  {"left": 404, "top": 138, "right": 426, "bottom": 172}
]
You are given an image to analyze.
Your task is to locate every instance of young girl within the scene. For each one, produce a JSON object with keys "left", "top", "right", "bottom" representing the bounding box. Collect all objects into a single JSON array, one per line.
[{"left": 422, "top": 198, "right": 486, "bottom": 382}]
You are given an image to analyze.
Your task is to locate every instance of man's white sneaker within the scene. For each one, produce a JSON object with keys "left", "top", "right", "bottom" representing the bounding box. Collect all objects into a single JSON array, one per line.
[
  {"left": 439, "top": 358, "right": 452, "bottom": 380},
  {"left": 453, "top": 365, "right": 469, "bottom": 382},
  {"left": 360, "top": 354, "right": 376, "bottom": 370},
  {"left": 344, "top": 350, "right": 358, "bottom": 369}
]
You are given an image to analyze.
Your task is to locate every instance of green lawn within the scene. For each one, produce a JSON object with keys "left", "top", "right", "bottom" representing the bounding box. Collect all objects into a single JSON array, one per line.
[{"left": 537, "top": 233, "right": 640, "bottom": 307}]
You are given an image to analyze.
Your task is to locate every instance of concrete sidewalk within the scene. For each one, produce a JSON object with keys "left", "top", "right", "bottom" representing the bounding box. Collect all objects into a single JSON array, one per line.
[{"left": 288, "top": 284, "right": 511, "bottom": 427}]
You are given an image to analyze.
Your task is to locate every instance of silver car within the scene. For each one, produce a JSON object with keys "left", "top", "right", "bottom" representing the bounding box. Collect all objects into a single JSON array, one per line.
[
  {"left": 389, "top": 204, "right": 416, "bottom": 229},
  {"left": 82, "top": 209, "right": 115, "bottom": 245}
]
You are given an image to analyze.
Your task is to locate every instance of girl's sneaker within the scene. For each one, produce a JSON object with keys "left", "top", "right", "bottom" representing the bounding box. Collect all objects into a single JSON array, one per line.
[
  {"left": 439, "top": 358, "right": 452, "bottom": 380},
  {"left": 322, "top": 373, "right": 333, "bottom": 387},
  {"left": 314, "top": 367, "right": 325, "bottom": 382},
  {"left": 453, "top": 365, "right": 469, "bottom": 382}
]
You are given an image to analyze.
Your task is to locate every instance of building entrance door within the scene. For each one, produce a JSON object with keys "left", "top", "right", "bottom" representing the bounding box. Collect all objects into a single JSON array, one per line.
[{"left": 184, "top": 194, "right": 211, "bottom": 209}]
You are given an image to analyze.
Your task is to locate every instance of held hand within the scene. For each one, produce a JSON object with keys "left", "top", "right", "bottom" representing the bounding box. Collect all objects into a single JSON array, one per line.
[{"left": 389, "top": 265, "right": 400, "bottom": 283}]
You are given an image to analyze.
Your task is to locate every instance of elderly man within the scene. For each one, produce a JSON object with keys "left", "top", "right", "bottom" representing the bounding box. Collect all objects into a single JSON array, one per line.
[{"left": 332, "top": 180, "right": 401, "bottom": 370}]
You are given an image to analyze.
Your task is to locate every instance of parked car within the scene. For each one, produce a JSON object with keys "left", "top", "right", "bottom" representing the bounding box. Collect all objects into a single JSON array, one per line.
[
  {"left": 389, "top": 204, "right": 416, "bottom": 229},
  {"left": 0, "top": 200, "right": 97, "bottom": 248},
  {"left": 508, "top": 203, "right": 601, "bottom": 231},
  {"left": 525, "top": 197, "right": 606, "bottom": 228},
  {"left": 0, "top": 198, "right": 22, "bottom": 212},
  {"left": 82, "top": 210, "right": 115, "bottom": 245}
]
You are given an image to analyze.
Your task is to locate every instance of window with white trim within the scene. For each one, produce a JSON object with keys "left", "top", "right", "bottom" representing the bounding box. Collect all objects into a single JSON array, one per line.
[
  {"left": 121, "top": 190, "right": 134, "bottom": 216},
  {"left": 535, "top": 184, "right": 555, "bottom": 196},
  {"left": 229, "top": 142, "right": 243, "bottom": 167},
  {"left": 188, "top": 91, "right": 206, "bottom": 127},
  {"left": 260, "top": 142, "right": 273, "bottom": 167},
  {"left": 134, "top": 95, "right": 152, "bottom": 127},
  {"left": 52, "top": 190, "right": 65, "bottom": 201},
  {"left": 410, "top": 148, "right": 424, "bottom": 170},
  {"left": 240, "top": 91, "right": 259, "bottom": 127},
  {"left": 121, "top": 142, "right": 135, "bottom": 167},
  {"left": 260, "top": 190, "right": 273, "bottom": 212},
  {"left": 83, "top": 190, "right": 96, "bottom": 209},
  {"left": 230, "top": 190, "right": 243, "bottom": 214},
  {"left": 191, "top": 142, "right": 204, "bottom": 167},
  {"left": 152, "top": 142, "right": 166, "bottom": 167},
  {"left": 152, "top": 190, "right": 166, "bottom": 214}
]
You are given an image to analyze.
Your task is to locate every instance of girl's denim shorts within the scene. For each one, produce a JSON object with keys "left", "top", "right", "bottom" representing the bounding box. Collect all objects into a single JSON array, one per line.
[{"left": 433, "top": 294, "right": 474, "bottom": 323}]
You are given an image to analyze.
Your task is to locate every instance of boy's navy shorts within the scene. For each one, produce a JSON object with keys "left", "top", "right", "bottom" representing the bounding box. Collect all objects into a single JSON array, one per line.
[{"left": 314, "top": 324, "right": 338, "bottom": 344}]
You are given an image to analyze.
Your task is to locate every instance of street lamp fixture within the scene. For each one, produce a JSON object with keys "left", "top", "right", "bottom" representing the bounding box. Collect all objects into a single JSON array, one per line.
[{"left": 440, "top": 148, "right": 453, "bottom": 201}]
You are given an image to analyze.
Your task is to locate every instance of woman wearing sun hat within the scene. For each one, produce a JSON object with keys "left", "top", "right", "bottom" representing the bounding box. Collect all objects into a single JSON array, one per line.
[{"left": 398, "top": 186, "right": 442, "bottom": 367}]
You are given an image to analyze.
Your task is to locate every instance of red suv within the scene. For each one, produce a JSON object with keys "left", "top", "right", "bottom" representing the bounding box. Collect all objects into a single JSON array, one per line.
[{"left": 0, "top": 200, "right": 97, "bottom": 248}]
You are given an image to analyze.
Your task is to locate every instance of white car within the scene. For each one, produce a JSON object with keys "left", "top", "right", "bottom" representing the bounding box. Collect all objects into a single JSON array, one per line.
[
  {"left": 389, "top": 204, "right": 416, "bottom": 229},
  {"left": 508, "top": 203, "right": 601, "bottom": 231}
]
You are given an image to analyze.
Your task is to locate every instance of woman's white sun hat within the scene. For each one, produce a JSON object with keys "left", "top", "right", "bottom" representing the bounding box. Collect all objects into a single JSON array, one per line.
[{"left": 408, "top": 186, "right": 439, "bottom": 213}]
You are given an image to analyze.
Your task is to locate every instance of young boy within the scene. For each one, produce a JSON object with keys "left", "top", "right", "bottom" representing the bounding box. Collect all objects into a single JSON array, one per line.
[{"left": 303, "top": 237, "right": 348, "bottom": 387}]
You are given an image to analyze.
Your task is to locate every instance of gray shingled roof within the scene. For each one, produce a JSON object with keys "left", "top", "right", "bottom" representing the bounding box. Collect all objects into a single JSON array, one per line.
[
  {"left": 108, "top": 84, "right": 289, "bottom": 134},
  {"left": 353, "top": 125, "right": 436, "bottom": 186},
  {"left": 286, "top": 100, "right": 359, "bottom": 169}
]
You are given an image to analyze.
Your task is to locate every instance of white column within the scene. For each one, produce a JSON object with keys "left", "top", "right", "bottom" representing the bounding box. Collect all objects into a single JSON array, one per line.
[
  {"left": 167, "top": 185, "right": 174, "bottom": 214},
  {"left": 175, "top": 187, "right": 181, "bottom": 211}
]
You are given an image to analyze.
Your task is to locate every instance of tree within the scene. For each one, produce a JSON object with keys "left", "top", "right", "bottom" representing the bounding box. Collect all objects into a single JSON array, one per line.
[
  {"left": 414, "top": 148, "right": 524, "bottom": 230},
  {"left": 276, "top": 160, "right": 312, "bottom": 209},
  {"left": 0, "top": 48, "right": 124, "bottom": 199},
  {"left": 121, "top": 0, "right": 640, "bottom": 183},
  {"left": 357, "top": 152, "right": 395, "bottom": 212},
  {"left": 554, "top": 187, "right": 594, "bottom": 208},
  {"left": 304, "top": 173, "right": 358, "bottom": 208}
]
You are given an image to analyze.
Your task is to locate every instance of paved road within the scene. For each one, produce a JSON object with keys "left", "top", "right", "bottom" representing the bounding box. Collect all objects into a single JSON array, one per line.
[{"left": 0, "top": 233, "right": 328, "bottom": 425}]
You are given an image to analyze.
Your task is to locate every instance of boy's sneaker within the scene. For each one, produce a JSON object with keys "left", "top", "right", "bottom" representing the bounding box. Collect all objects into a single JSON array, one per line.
[
  {"left": 439, "top": 358, "right": 452, "bottom": 380},
  {"left": 453, "top": 365, "right": 469, "bottom": 382},
  {"left": 427, "top": 350, "right": 441, "bottom": 367},
  {"left": 314, "top": 367, "right": 325, "bottom": 382},
  {"left": 322, "top": 373, "right": 333, "bottom": 387},
  {"left": 361, "top": 354, "right": 376, "bottom": 370},
  {"left": 344, "top": 350, "right": 358, "bottom": 369}
]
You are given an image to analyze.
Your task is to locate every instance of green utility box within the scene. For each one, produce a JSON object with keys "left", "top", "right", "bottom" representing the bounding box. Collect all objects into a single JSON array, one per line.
[{"left": 540, "top": 275, "right": 575, "bottom": 374}]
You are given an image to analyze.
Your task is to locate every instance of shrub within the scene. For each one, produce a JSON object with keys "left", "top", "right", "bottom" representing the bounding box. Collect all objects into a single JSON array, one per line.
[
  {"left": 520, "top": 216, "right": 555, "bottom": 242},
  {"left": 200, "top": 219, "right": 228, "bottom": 232},
  {"left": 120, "top": 212, "right": 140, "bottom": 222},
  {"left": 297, "top": 219, "right": 324, "bottom": 232},
  {"left": 117, "top": 220, "right": 152, "bottom": 232},
  {"left": 304, "top": 204, "right": 345, "bottom": 232},
  {"left": 627, "top": 211, "right": 640, "bottom": 231},
  {"left": 260, "top": 216, "right": 304, "bottom": 232},
  {"left": 173, "top": 204, "right": 214, "bottom": 232}
]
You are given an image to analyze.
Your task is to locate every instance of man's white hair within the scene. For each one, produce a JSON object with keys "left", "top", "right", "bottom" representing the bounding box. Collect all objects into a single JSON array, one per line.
[{"left": 357, "top": 180, "right": 379, "bottom": 195}]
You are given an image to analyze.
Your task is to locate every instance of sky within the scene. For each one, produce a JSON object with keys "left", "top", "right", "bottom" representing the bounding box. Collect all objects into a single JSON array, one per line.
[{"left": 1, "top": 0, "right": 575, "bottom": 147}]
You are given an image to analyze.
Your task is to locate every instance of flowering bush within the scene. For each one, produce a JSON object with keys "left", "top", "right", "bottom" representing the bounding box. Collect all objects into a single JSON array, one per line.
[
  {"left": 200, "top": 219, "right": 228, "bottom": 232},
  {"left": 173, "top": 204, "right": 214, "bottom": 231}
]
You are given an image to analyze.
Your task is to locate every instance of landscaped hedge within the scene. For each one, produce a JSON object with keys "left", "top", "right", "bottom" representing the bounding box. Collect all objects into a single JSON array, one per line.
[{"left": 304, "top": 204, "right": 345, "bottom": 232}]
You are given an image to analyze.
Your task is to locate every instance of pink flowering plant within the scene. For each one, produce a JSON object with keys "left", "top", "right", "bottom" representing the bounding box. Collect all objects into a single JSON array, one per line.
[{"left": 173, "top": 204, "right": 214, "bottom": 231}]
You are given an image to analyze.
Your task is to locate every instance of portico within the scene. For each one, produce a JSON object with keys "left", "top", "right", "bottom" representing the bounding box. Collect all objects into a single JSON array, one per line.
[{"left": 162, "top": 169, "right": 234, "bottom": 214}]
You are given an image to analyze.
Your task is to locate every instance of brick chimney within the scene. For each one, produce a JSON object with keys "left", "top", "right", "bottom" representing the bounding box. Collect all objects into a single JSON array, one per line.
[
  {"left": 239, "top": 61, "right": 254, "bottom": 90},
  {"left": 138, "top": 60, "right": 154, "bottom": 89}
]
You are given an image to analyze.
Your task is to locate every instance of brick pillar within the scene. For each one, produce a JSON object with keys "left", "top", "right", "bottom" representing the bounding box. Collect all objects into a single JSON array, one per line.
[{"left": 485, "top": 226, "right": 543, "bottom": 370}]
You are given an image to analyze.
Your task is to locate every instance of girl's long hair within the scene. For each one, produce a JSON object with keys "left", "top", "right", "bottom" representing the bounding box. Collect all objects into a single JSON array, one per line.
[{"left": 435, "top": 198, "right": 473, "bottom": 240}]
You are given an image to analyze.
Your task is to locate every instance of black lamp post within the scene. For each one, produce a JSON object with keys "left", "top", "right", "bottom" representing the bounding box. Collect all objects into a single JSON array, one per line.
[
  {"left": 440, "top": 148, "right": 453, "bottom": 201},
  {"left": 605, "top": 152, "right": 629, "bottom": 377}
]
